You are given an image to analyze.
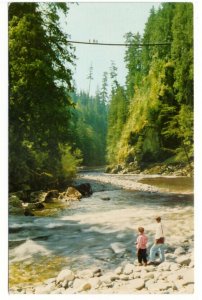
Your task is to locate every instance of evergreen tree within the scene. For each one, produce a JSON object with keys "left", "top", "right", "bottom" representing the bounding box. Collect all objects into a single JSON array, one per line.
[
  {"left": 71, "top": 91, "right": 108, "bottom": 166},
  {"left": 107, "top": 86, "right": 128, "bottom": 164},
  {"left": 171, "top": 3, "right": 193, "bottom": 106},
  {"left": 87, "top": 64, "right": 94, "bottom": 96},
  {"left": 101, "top": 72, "right": 109, "bottom": 104},
  {"left": 9, "top": 2, "right": 77, "bottom": 190},
  {"left": 109, "top": 61, "right": 119, "bottom": 95},
  {"left": 124, "top": 32, "right": 143, "bottom": 99}
]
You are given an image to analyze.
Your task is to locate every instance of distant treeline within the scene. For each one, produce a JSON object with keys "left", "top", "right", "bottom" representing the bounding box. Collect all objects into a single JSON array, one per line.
[{"left": 9, "top": 2, "right": 193, "bottom": 191}]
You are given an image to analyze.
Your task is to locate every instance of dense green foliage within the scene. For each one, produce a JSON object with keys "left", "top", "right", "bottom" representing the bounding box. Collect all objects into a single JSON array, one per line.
[
  {"left": 71, "top": 90, "right": 108, "bottom": 166},
  {"left": 106, "top": 3, "right": 193, "bottom": 169},
  {"left": 9, "top": 2, "right": 78, "bottom": 191}
]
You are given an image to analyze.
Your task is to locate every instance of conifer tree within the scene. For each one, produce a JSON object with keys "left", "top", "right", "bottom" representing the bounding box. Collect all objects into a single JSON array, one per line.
[{"left": 9, "top": 2, "right": 76, "bottom": 190}]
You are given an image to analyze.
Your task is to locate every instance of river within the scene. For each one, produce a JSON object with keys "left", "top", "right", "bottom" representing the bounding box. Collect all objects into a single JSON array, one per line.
[{"left": 9, "top": 171, "right": 194, "bottom": 288}]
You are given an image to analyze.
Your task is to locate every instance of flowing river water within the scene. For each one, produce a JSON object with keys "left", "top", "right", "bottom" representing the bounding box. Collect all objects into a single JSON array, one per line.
[{"left": 9, "top": 171, "right": 194, "bottom": 288}]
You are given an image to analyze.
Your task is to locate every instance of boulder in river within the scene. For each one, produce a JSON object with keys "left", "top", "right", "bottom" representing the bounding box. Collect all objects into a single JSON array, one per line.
[
  {"left": 74, "top": 183, "right": 93, "bottom": 197},
  {"left": 26, "top": 202, "right": 45, "bottom": 210},
  {"left": 44, "top": 190, "right": 59, "bottom": 203},
  {"left": 30, "top": 191, "right": 45, "bottom": 203},
  {"left": 64, "top": 187, "right": 82, "bottom": 200}
]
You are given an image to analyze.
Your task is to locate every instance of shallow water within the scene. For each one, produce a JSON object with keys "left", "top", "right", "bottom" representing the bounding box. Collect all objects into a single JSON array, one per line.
[
  {"left": 138, "top": 176, "right": 193, "bottom": 193},
  {"left": 9, "top": 172, "right": 194, "bottom": 287}
]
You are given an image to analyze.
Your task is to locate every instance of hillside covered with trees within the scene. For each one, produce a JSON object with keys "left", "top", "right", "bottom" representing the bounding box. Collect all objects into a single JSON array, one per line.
[{"left": 106, "top": 3, "right": 193, "bottom": 174}]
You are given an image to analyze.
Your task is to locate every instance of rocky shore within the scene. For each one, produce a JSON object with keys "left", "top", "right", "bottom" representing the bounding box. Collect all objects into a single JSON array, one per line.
[
  {"left": 10, "top": 238, "right": 194, "bottom": 294},
  {"left": 9, "top": 183, "right": 93, "bottom": 217},
  {"left": 106, "top": 161, "right": 194, "bottom": 177}
]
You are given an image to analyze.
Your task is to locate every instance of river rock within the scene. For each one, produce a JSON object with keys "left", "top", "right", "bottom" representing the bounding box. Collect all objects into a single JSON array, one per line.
[
  {"left": 183, "top": 284, "right": 194, "bottom": 293},
  {"left": 181, "top": 269, "right": 194, "bottom": 286},
  {"left": 145, "top": 265, "right": 156, "bottom": 272},
  {"left": 77, "top": 269, "right": 94, "bottom": 279},
  {"left": 147, "top": 280, "right": 172, "bottom": 292},
  {"left": 145, "top": 279, "right": 155, "bottom": 289},
  {"left": 65, "top": 187, "right": 82, "bottom": 200},
  {"left": 93, "top": 268, "right": 102, "bottom": 277},
  {"left": 101, "top": 197, "right": 110, "bottom": 201},
  {"left": 50, "top": 287, "right": 65, "bottom": 294},
  {"left": 74, "top": 183, "right": 93, "bottom": 197},
  {"left": 153, "top": 271, "right": 163, "bottom": 281},
  {"left": 30, "top": 191, "right": 45, "bottom": 203},
  {"left": 24, "top": 208, "right": 34, "bottom": 216},
  {"left": 119, "top": 274, "right": 130, "bottom": 281},
  {"left": 166, "top": 273, "right": 182, "bottom": 282},
  {"left": 133, "top": 272, "right": 141, "bottom": 279},
  {"left": 157, "top": 261, "right": 172, "bottom": 271},
  {"left": 44, "top": 190, "right": 59, "bottom": 203},
  {"left": 73, "top": 279, "right": 92, "bottom": 292},
  {"left": 114, "top": 266, "right": 123, "bottom": 275},
  {"left": 89, "top": 278, "right": 101, "bottom": 289},
  {"left": 158, "top": 261, "right": 180, "bottom": 272},
  {"left": 132, "top": 278, "right": 145, "bottom": 290},
  {"left": 165, "top": 253, "right": 177, "bottom": 261},
  {"left": 174, "top": 246, "right": 186, "bottom": 255},
  {"left": 80, "top": 283, "right": 91, "bottom": 292},
  {"left": 26, "top": 202, "right": 45, "bottom": 210},
  {"left": 123, "top": 263, "right": 135, "bottom": 275},
  {"left": 174, "top": 279, "right": 184, "bottom": 290},
  {"left": 141, "top": 271, "right": 154, "bottom": 281},
  {"left": 189, "top": 258, "right": 194, "bottom": 268},
  {"left": 44, "top": 278, "right": 56, "bottom": 285},
  {"left": 100, "top": 272, "right": 119, "bottom": 284},
  {"left": 35, "top": 283, "right": 56, "bottom": 294},
  {"left": 56, "top": 269, "right": 75, "bottom": 285},
  {"left": 176, "top": 254, "right": 191, "bottom": 266}
]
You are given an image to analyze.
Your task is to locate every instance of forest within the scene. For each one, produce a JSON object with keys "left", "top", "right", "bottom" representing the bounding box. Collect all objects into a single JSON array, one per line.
[{"left": 9, "top": 2, "right": 193, "bottom": 192}]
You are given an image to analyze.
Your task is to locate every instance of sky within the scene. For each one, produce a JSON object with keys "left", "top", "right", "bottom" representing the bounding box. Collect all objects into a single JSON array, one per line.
[{"left": 65, "top": 2, "right": 160, "bottom": 96}]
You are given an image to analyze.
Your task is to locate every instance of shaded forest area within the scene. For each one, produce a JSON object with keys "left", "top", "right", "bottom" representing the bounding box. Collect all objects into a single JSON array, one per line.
[{"left": 9, "top": 3, "right": 193, "bottom": 192}]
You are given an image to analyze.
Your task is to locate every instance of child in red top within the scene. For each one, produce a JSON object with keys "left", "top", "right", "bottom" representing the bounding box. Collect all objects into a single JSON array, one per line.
[{"left": 136, "top": 227, "right": 148, "bottom": 266}]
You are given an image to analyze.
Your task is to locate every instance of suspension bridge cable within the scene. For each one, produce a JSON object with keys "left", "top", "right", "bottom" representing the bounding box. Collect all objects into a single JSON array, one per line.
[{"left": 67, "top": 40, "right": 171, "bottom": 47}]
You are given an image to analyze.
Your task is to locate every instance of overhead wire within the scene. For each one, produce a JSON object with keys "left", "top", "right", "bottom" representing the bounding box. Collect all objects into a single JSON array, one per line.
[{"left": 67, "top": 40, "right": 171, "bottom": 47}]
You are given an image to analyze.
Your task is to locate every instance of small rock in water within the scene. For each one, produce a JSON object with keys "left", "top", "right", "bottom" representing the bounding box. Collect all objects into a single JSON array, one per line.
[
  {"left": 110, "top": 242, "right": 126, "bottom": 254},
  {"left": 101, "top": 197, "right": 110, "bottom": 201}
]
